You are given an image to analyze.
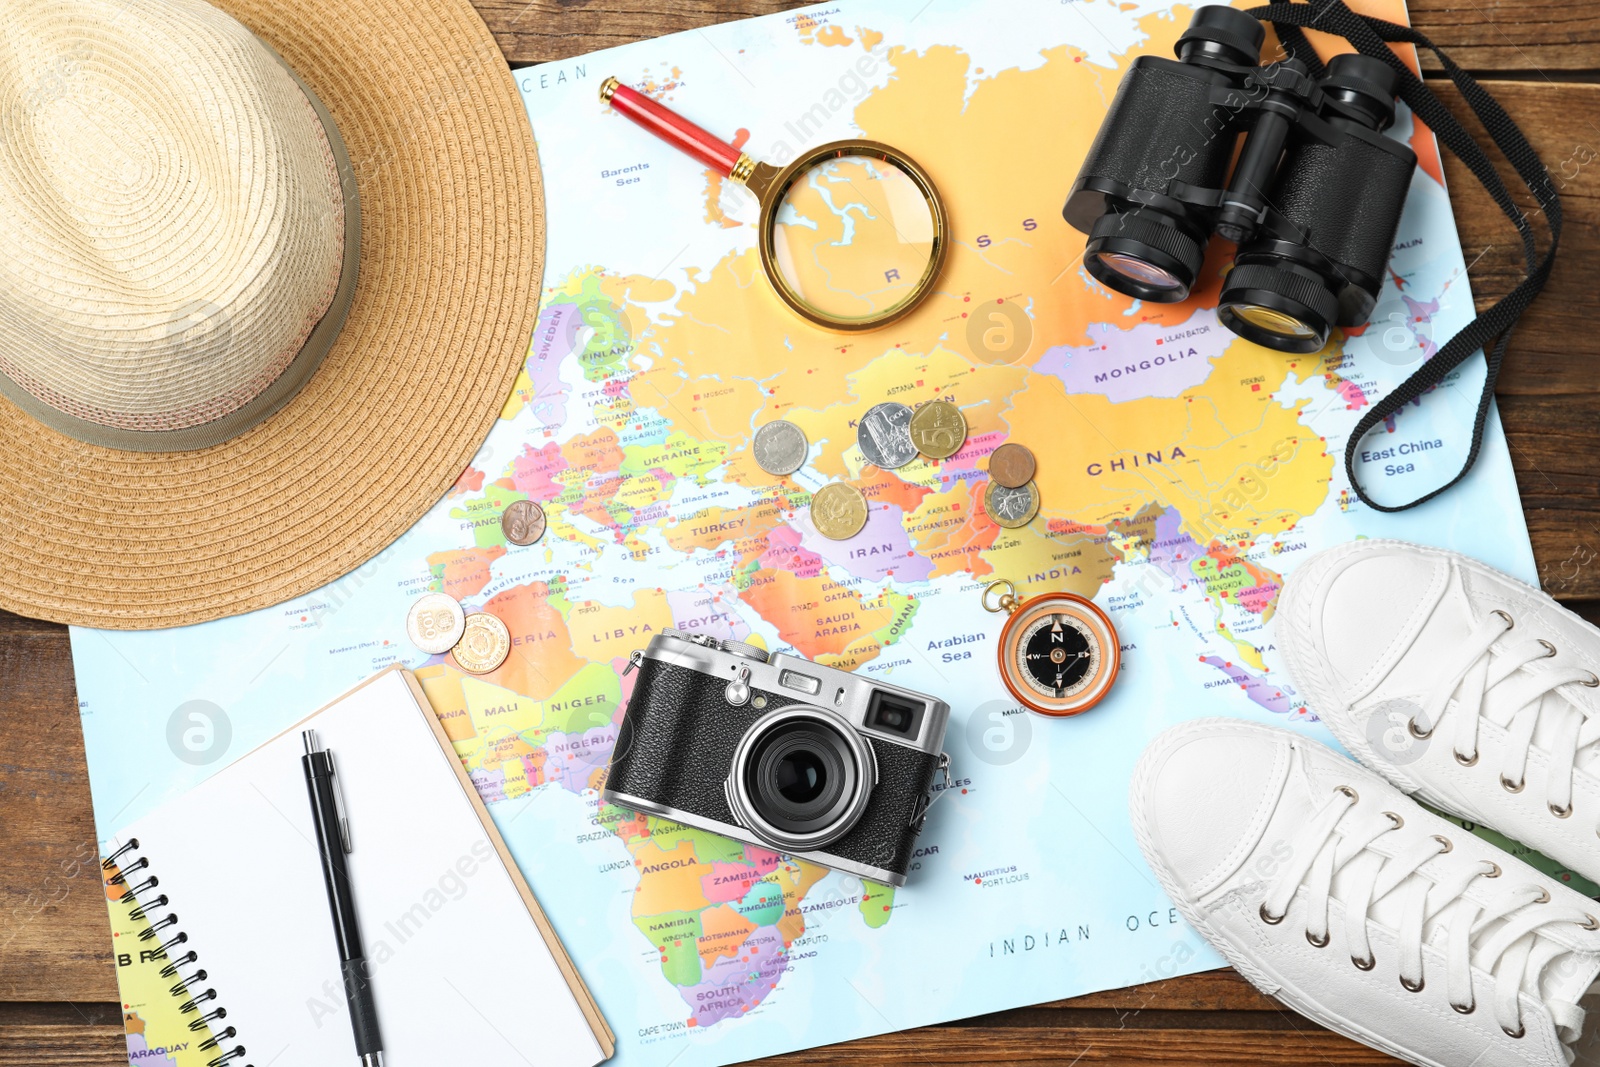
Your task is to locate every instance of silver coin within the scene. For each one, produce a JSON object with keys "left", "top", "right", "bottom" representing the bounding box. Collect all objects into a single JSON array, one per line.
[
  {"left": 753, "top": 419, "right": 809, "bottom": 476},
  {"left": 857, "top": 402, "right": 917, "bottom": 469},
  {"left": 406, "top": 592, "right": 466, "bottom": 655}
]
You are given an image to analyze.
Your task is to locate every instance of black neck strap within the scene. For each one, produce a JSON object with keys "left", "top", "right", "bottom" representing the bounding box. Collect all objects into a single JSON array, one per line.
[{"left": 1245, "top": 0, "right": 1561, "bottom": 512}]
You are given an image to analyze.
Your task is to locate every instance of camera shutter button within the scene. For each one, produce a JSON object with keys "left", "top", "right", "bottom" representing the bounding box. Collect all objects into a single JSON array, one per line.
[{"left": 725, "top": 665, "right": 753, "bottom": 706}]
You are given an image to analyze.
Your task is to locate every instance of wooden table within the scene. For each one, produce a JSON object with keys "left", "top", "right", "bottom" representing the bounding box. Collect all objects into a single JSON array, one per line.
[{"left": 2, "top": 2, "right": 1597, "bottom": 1063}]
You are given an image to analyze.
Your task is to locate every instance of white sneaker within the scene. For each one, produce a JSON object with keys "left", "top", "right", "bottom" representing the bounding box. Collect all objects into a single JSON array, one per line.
[
  {"left": 1278, "top": 539, "right": 1600, "bottom": 887},
  {"left": 1131, "top": 718, "right": 1600, "bottom": 1067}
]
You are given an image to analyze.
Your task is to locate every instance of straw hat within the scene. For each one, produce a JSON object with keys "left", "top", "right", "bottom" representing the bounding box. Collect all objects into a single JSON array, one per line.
[{"left": 0, "top": 0, "right": 543, "bottom": 628}]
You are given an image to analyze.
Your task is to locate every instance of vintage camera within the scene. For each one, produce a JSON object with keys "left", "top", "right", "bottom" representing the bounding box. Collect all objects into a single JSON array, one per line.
[
  {"left": 602, "top": 629, "right": 952, "bottom": 887},
  {"left": 1063, "top": 5, "right": 1417, "bottom": 353}
]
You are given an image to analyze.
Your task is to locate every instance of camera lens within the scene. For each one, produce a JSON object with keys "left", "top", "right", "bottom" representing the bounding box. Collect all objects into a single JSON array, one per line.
[
  {"left": 1217, "top": 259, "right": 1338, "bottom": 354},
  {"left": 1083, "top": 209, "right": 1205, "bottom": 302},
  {"left": 729, "top": 707, "right": 874, "bottom": 851},
  {"left": 774, "top": 745, "right": 828, "bottom": 804}
]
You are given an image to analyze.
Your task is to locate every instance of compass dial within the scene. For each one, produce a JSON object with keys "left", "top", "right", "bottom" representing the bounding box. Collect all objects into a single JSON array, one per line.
[
  {"left": 996, "top": 592, "right": 1119, "bottom": 716},
  {"left": 1019, "top": 612, "right": 1097, "bottom": 699}
]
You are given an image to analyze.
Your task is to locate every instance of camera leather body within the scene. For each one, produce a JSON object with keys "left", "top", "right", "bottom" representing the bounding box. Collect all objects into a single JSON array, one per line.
[{"left": 603, "top": 652, "right": 942, "bottom": 885}]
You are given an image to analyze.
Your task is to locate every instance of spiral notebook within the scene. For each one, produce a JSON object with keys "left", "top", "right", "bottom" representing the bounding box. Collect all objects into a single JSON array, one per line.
[{"left": 100, "top": 667, "right": 614, "bottom": 1066}]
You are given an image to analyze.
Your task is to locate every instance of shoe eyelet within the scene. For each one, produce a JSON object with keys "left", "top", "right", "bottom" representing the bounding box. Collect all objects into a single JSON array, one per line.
[
  {"left": 1501, "top": 775, "right": 1525, "bottom": 794},
  {"left": 1534, "top": 888, "right": 1551, "bottom": 905},
  {"left": 1492, "top": 609, "right": 1515, "bottom": 631},
  {"left": 1582, "top": 914, "right": 1599, "bottom": 931},
  {"left": 1432, "top": 835, "right": 1453, "bottom": 854},
  {"left": 1352, "top": 953, "right": 1376, "bottom": 971},
  {"left": 1334, "top": 785, "right": 1358, "bottom": 803},
  {"left": 1454, "top": 749, "right": 1478, "bottom": 767},
  {"left": 1383, "top": 811, "right": 1404, "bottom": 829},
  {"left": 1306, "top": 929, "right": 1329, "bottom": 948},
  {"left": 1551, "top": 801, "right": 1574, "bottom": 819},
  {"left": 1504, "top": 1023, "right": 1526, "bottom": 1039},
  {"left": 1259, "top": 902, "right": 1284, "bottom": 925},
  {"left": 1452, "top": 1000, "right": 1475, "bottom": 1015},
  {"left": 1407, "top": 716, "right": 1433, "bottom": 740},
  {"left": 1585, "top": 672, "right": 1600, "bottom": 689},
  {"left": 1482, "top": 861, "right": 1502, "bottom": 878},
  {"left": 1539, "top": 639, "right": 1558, "bottom": 659},
  {"left": 1400, "top": 975, "right": 1424, "bottom": 993}
]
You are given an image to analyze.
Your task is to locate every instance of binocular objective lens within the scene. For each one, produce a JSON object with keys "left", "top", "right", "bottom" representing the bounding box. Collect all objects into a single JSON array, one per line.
[
  {"left": 1094, "top": 251, "right": 1186, "bottom": 292},
  {"left": 1224, "top": 303, "right": 1319, "bottom": 341}
]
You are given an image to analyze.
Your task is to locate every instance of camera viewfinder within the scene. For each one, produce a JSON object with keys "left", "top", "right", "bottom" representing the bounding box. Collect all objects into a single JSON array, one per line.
[{"left": 866, "top": 690, "right": 925, "bottom": 739}]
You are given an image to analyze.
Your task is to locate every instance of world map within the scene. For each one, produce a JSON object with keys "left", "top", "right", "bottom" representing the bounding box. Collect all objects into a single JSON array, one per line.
[{"left": 74, "top": 3, "right": 1554, "bottom": 1066}]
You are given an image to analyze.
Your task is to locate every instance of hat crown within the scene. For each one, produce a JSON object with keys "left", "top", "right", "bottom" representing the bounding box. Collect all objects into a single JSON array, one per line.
[{"left": 0, "top": 0, "right": 347, "bottom": 440}]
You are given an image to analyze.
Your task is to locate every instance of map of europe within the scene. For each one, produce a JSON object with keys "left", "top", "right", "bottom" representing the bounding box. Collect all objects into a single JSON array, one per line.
[{"left": 74, "top": 3, "right": 1550, "bottom": 1066}]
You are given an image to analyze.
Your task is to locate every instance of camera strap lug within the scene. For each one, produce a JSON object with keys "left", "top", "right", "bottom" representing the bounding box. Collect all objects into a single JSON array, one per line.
[
  {"left": 910, "top": 752, "right": 953, "bottom": 834},
  {"left": 724, "top": 664, "right": 752, "bottom": 707},
  {"left": 623, "top": 649, "right": 644, "bottom": 676}
]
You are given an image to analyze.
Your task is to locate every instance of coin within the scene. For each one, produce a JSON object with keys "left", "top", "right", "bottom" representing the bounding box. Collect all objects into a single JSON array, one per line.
[
  {"left": 811, "top": 482, "right": 869, "bottom": 540},
  {"left": 752, "top": 419, "right": 809, "bottom": 476},
  {"left": 501, "top": 500, "right": 546, "bottom": 546},
  {"left": 908, "top": 399, "right": 967, "bottom": 460},
  {"left": 988, "top": 443, "right": 1036, "bottom": 489},
  {"left": 452, "top": 612, "right": 511, "bottom": 674},
  {"left": 856, "top": 402, "right": 917, "bottom": 469},
  {"left": 985, "top": 479, "right": 1040, "bottom": 529},
  {"left": 405, "top": 592, "right": 466, "bottom": 655}
]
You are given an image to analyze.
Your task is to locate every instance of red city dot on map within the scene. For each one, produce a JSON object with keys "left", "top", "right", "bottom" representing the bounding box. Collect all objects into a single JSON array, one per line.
[{"left": 974, "top": 878, "right": 982, "bottom": 884}]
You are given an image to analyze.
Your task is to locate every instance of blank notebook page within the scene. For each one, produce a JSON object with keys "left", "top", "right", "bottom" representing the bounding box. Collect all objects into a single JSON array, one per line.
[{"left": 111, "top": 669, "right": 608, "bottom": 1066}]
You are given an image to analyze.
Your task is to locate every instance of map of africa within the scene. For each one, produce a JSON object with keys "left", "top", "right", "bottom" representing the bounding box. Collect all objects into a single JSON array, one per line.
[{"left": 74, "top": 3, "right": 1553, "bottom": 1065}]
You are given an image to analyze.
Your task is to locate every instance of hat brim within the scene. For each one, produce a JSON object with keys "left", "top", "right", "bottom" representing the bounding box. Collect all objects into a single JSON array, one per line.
[{"left": 0, "top": 0, "right": 544, "bottom": 629}]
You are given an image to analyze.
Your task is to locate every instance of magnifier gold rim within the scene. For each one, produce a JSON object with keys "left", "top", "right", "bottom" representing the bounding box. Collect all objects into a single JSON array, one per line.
[{"left": 745, "top": 139, "right": 949, "bottom": 333}]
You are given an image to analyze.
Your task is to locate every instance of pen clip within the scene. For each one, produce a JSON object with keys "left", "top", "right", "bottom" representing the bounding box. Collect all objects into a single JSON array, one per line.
[{"left": 328, "top": 750, "right": 353, "bottom": 854}]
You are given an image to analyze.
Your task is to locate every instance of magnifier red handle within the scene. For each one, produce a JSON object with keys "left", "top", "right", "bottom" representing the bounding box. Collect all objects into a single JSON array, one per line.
[{"left": 601, "top": 77, "right": 744, "bottom": 178}]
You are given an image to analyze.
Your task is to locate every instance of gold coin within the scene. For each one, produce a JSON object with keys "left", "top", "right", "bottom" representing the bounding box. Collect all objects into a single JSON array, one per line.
[
  {"left": 811, "top": 482, "right": 869, "bottom": 540},
  {"left": 452, "top": 611, "right": 511, "bottom": 674},
  {"left": 908, "top": 399, "right": 967, "bottom": 460},
  {"left": 988, "top": 443, "right": 1036, "bottom": 488},
  {"left": 985, "top": 479, "right": 1040, "bottom": 529}
]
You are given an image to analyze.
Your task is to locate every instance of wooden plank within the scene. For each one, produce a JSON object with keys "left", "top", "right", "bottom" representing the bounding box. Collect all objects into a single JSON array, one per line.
[
  {"left": 749, "top": 1025, "right": 1403, "bottom": 1065},
  {"left": 0, "top": 1018, "right": 1401, "bottom": 1067},
  {"left": 473, "top": 0, "right": 1600, "bottom": 72},
  {"left": 1407, "top": 0, "right": 1600, "bottom": 73},
  {"left": 0, "top": 627, "right": 114, "bottom": 1004},
  {"left": 1436, "top": 82, "right": 1599, "bottom": 395}
]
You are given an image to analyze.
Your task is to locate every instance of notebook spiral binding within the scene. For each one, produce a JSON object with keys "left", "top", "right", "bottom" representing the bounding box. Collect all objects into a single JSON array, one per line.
[{"left": 103, "top": 839, "right": 252, "bottom": 1067}]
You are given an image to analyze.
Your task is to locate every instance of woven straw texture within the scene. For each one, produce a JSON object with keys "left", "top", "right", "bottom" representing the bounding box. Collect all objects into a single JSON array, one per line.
[{"left": 0, "top": 0, "right": 544, "bottom": 629}]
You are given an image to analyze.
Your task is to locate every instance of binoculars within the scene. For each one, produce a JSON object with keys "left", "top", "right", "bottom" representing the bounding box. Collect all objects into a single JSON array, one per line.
[{"left": 1063, "top": 6, "right": 1417, "bottom": 354}]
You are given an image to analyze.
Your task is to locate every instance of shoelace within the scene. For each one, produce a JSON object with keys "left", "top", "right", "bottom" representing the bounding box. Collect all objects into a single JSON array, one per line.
[
  {"left": 1407, "top": 608, "right": 1600, "bottom": 818},
  {"left": 1259, "top": 784, "right": 1599, "bottom": 1043}
]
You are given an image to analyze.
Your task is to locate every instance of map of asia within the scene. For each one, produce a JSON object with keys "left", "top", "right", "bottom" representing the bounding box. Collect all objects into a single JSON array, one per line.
[{"left": 71, "top": 2, "right": 1549, "bottom": 1064}]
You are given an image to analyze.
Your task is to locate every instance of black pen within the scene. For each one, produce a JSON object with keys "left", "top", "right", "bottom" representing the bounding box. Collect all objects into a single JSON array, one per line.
[{"left": 302, "top": 729, "right": 385, "bottom": 1067}]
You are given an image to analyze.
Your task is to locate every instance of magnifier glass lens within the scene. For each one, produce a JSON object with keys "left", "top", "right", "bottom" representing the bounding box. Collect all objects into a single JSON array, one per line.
[{"left": 770, "top": 154, "right": 938, "bottom": 325}]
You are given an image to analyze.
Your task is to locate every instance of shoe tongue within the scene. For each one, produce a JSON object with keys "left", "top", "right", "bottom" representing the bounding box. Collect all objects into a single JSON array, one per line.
[
  {"left": 1376, "top": 566, "right": 1476, "bottom": 702},
  {"left": 1539, "top": 944, "right": 1600, "bottom": 1057},
  {"left": 1542, "top": 945, "right": 1600, "bottom": 1008}
]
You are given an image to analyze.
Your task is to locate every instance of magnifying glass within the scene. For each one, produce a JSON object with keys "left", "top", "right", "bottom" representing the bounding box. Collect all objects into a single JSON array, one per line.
[{"left": 601, "top": 77, "right": 948, "bottom": 332}]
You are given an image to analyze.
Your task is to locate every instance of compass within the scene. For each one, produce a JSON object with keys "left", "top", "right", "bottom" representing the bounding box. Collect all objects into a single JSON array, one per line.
[{"left": 982, "top": 579, "right": 1120, "bottom": 717}]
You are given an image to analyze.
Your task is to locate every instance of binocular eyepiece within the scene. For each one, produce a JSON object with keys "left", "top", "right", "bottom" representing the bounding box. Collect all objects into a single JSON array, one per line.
[{"left": 1063, "top": 5, "right": 1417, "bottom": 354}]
